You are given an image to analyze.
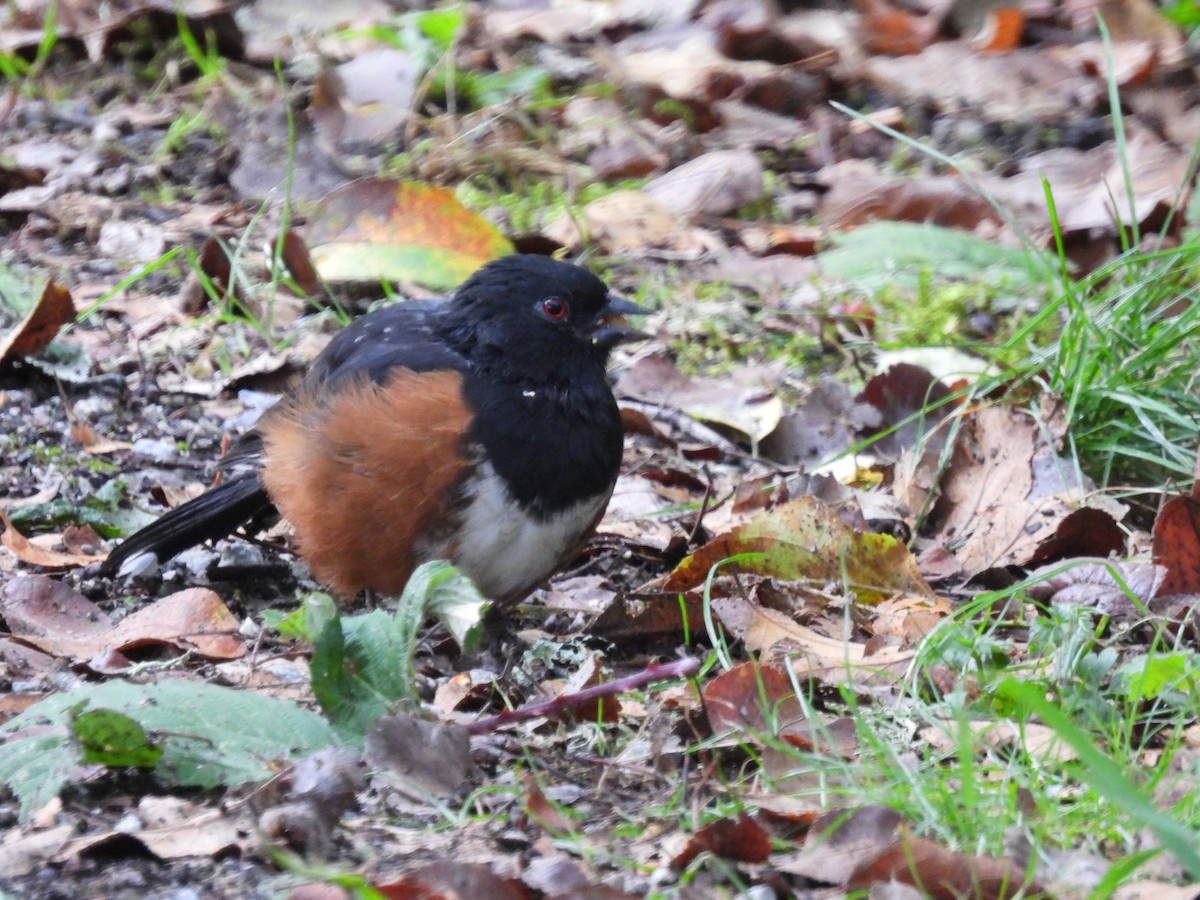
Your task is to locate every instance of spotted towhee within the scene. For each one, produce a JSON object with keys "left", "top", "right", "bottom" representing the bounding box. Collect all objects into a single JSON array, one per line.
[{"left": 101, "top": 254, "right": 645, "bottom": 602}]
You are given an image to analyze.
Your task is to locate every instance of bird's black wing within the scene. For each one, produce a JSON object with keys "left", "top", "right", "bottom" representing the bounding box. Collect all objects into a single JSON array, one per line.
[
  {"left": 305, "top": 300, "right": 468, "bottom": 390},
  {"left": 102, "top": 299, "right": 467, "bottom": 578}
]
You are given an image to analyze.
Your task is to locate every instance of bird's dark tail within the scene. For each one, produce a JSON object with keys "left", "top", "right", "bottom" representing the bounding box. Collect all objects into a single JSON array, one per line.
[{"left": 100, "top": 473, "right": 274, "bottom": 577}]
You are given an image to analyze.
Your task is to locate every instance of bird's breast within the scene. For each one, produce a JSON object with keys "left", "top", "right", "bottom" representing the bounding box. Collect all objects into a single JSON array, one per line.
[{"left": 420, "top": 460, "right": 614, "bottom": 602}]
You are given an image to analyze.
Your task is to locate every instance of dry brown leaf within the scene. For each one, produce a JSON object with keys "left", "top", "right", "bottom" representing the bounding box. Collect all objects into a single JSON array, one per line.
[
  {"left": 596, "top": 473, "right": 691, "bottom": 551},
  {"left": 617, "top": 27, "right": 808, "bottom": 114},
  {"left": 643, "top": 150, "right": 765, "bottom": 221},
  {"left": 821, "top": 166, "right": 1003, "bottom": 232},
  {"left": 484, "top": 0, "right": 618, "bottom": 44},
  {"left": 0, "top": 511, "right": 101, "bottom": 569},
  {"left": 310, "top": 49, "right": 420, "bottom": 150},
  {"left": 775, "top": 805, "right": 904, "bottom": 886},
  {"left": 105, "top": 588, "right": 246, "bottom": 660},
  {"left": 848, "top": 834, "right": 1040, "bottom": 898},
  {"left": 55, "top": 801, "right": 242, "bottom": 862},
  {"left": 928, "top": 406, "right": 1122, "bottom": 576},
  {"left": 671, "top": 814, "right": 771, "bottom": 869},
  {"left": 0, "top": 475, "right": 63, "bottom": 509},
  {"left": 617, "top": 356, "right": 785, "bottom": 444},
  {"left": 0, "top": 825, "right": 75, "bottom": 881},
  {"left": 993, "top": 133, "right": 1192, "bottom": 240},
  {"left": 863, "top": 43, "right": 1101, "bottom": 124},
  {"left": 364, "top": 714, "right": 477, "bottom": 801},
  {"left": 920, "top": 719, "right": 1077, "bottom": 763},
  {"left": 0, "top": 280, "right": 75, "bottom": 366},
  {"left": 372, "top": 861, "right": 530, "bottom": 900},
  {"left": 0, "top": 575, "right": 113, "bottom": 658},
  {"left": 521, "top": 773, "right": 573, "bottom": 835},
  {"left": 972, "top": 8, "right": 1025, "bottom": 53},
  {"left": 1111, "top": 881, "right": 1200, "bottom": 900},
  {"left": 0, "top": 576, "right": 243, "bottom": 662},
  {"left": 544, "top": 190, "right": 680, "bottom": 253},
  {"left": 1153, "top": 496, "right": 1200, "bottom": 597},
  {"left": 745, "top": 605, "right": 916, "bottom": 685},
  {"left": 704, "top": 661, "right": 858, "bottom": 758}
]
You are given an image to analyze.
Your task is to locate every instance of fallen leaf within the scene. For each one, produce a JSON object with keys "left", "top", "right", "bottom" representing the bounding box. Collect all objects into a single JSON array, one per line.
[
  {"left": 544, "top": 190, "right": 680, "bottom": 253},
  {"left": 671, "top": 813, "right": 771, "bottom": 868},
  {"left": 704, "top": 661, "right": 858, "bottom": 758},
  {"left": 973, "top": 8, "right": 1025, "bottom": 53},
  {"left": 855, "top": 362, "right": 955, "bottom": 462},
  {"left": 643, "top": 149, "right": 765, "bottom": 221},
  {"left": 863, "top": 42, "right": 1102, "bottom": 124},
  {"left": 1, "top": 576, "right": 244, "bottom": 662},
  {"left": 928, "top": 406, "right": 1121, "bottom": 575},
  {"left": 775, "top": 805, "right": 904, "bottom": 886},
  {"left": 310, "top": 48, "right": 420, "bottom": 150},
  {"left": 522, "top": 772, "right": 573, "bottom": 835},
  {"left": 0, "top": 825, "right": 75, "bottom": 880},
  {"left": 848, "top": 834, "right": 1040, "bottom": 899},
  {"left": 364, "top": 714, "right": 477, "bottom": 801},
  {"left": 822, "top": 167, "right": 1004, "bottom": 233},
  {"left": 759, "top": 380, "right": 858, "bottom": 468},
  {"left": 1153, "top": 496, "right": 1200, "bottom": 596},
  {"left": 372, "top": 861, "right": 529, "bottom": 900},
  {"left": 306, "top": 179, "right": 514, "bottom": 290},
  {"left": 617, "top": 356, "right": 785, "bottom": 444},
  {"left": 856, "top": 0, "right": 938, "bottom": 56},
  {"left": 744, "top": 605, "right": 916, "bottom": 684},
  {"left": 104, "top": 588, "right": 246, "bottom": 660},
  {"left": 0, "top": 511, "right": 102, "bottom": 568},
  {"left": 666, "top": 496, "right": 933, "bottom": 605},
  {"left": 484, "top": 0, "right": 618, "bottom": 43},
  {"left": 0, "top": 279, "right": 76, "bottom": 366}
]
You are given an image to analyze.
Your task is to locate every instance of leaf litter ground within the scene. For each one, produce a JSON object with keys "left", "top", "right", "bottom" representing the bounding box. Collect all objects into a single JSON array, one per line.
[{"left": 3, "top": 1, "right": 1200, "bottom": 898}]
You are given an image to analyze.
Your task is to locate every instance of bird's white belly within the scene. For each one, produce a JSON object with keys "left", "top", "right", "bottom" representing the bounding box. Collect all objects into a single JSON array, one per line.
[{"left": 426, "top": 462, "right": 611, "bottom": 600}]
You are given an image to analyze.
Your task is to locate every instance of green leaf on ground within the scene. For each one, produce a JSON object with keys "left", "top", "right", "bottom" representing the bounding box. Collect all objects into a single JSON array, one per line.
[
  {"left": 8, "top": 477, "right": 156, "bottom": 538},
  {"left": 309, "top": 561, "right": 490, "bottom": 736},
  {"left": 407, "top": 560, "right": 490, "bottom": 652},
  {"left": 311, "top": 611, "right": 411, "bottom": 737},
  {"left": 263, "top": 591, "right": 339, "bottom": 643},
  {"left": 70, "top": 707, "right": 164, "bottom": 768},
  {"left": 0, "top": 680, "right": 338, "bottom": 821},
  {"left": 819, "top": 221, "right": 1050, "bottom": 290}
]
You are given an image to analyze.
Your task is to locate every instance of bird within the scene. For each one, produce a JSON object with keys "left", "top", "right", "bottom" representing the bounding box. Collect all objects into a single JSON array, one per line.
[{"left": 101, "top": 254, "right": 646, "bottom": 603}]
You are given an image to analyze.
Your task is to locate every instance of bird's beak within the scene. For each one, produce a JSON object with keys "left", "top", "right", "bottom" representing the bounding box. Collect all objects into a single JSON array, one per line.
[{"left": 591, "top": 292, "right": 651, "bottom": 351}]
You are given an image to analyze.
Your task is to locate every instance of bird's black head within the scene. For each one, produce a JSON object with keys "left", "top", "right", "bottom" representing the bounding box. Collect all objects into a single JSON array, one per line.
[{"left": 440, "top": 255, "right": 644, "bottom": 383}]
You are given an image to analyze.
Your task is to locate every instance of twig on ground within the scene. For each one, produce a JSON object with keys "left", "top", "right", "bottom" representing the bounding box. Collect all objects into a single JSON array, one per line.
[{"left": 467, "top": 656, "right": 701, "bottom": 735}]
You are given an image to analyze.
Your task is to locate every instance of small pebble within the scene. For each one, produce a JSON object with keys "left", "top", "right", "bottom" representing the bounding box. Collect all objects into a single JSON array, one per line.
[
  {"left": 131, "top": 437, "right": 179, "bottom": 462},
  {"left": 114, "top": 811, "right": 143, "bottom": 834}
]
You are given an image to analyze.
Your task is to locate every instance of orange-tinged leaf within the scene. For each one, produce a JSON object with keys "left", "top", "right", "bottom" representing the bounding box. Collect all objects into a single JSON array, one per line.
[
  {"left": 1153, "top": 495, "right": 1200, "bottom": 596},
  {"left": 704, "top": 661, "right": 859, "bottom": 758},
  {"left": 973, "top": 8, "right": 1025, "bottom": 53},
  {"left": 521, "top": 772, "right": 572, "bottom": 835},
  {"left": 856, "top": 0, "right": 937, "bottom": 56},
  {"left": 848, "top": 834, "right": 1039, "bottom": 898},
  {"left": 0, "top": 510, "right": 100, "bottom": 569},
  {"left": 671, "top": 813, "right": 771, "bottom": 869},
  {"left": 306, "top": 179, "right": 514, "bottom": 290},
  {"left": 0, "top": 575, "right": 244, "bottom": 663},
  {"left": 665, "top": 496, "right": 932, "bottom": 605},
  {"left": 0, "top": 279, "right": 75, "bottom": 366}
]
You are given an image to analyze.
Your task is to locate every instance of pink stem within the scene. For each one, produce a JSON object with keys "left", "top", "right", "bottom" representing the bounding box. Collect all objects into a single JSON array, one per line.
[{"left": 466, "top": 656, "right": 702, "bottom": 735}]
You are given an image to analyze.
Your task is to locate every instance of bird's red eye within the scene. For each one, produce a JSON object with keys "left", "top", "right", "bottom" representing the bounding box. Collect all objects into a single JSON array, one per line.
[{"left": 540, "top": 297, "right": 568, "bottom": 320}]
